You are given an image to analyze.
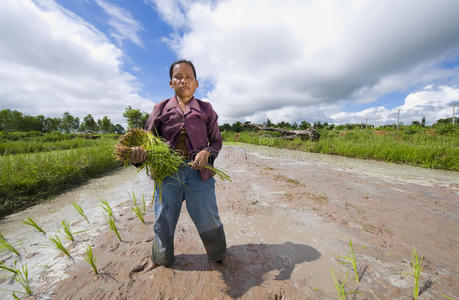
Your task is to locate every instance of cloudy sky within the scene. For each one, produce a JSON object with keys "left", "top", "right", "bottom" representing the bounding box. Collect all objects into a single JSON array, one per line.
[{"left": 1, "top": 0, "right": 458, "bottom": 126}]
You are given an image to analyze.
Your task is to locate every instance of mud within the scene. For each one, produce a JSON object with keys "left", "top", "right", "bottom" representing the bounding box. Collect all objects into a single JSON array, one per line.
[{"left": 1, "top": 144, "right": 458, "bottom": 299}]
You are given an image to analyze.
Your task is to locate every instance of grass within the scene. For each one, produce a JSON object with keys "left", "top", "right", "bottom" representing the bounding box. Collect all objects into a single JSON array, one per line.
[
  {"left": 0, "top": 235, "right": 20, "bottom": 256},
  {"left": 0, "top": 138, "right": 119, "bottom": 217},
  {"left": 72, "top": 202, "right": 89, "bottom": 224},
  {"left": 61, "top": 220, "right": 74, "bottom": 241},
  {"left": 411, "top": 249, "right": 424, "bottom": 300},
  {"left": 0, "top": 137, "right": 110, "bottom": 155},
  {"left": 130, "top": 206, "right": 145, "bottom": 224},
  {"left": 47, "top": 235, "right": 71, "bottom": 258},
  {"left": 221, "top": 128, "right": 459, "bottom": 171},
  {"left": 339, "top": 239, "right": 360, "bottom": 283},
  {"left": 22, "top": 217, "right": 46, "bottom": 235},
  {"left": 84, "top": 245, "right": 98, "bottom": 276}
]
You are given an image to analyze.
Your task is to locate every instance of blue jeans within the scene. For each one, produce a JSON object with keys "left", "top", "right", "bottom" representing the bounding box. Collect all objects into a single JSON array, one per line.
[{"left": 151, "top": 164, "right": 226, "bottom": 266}]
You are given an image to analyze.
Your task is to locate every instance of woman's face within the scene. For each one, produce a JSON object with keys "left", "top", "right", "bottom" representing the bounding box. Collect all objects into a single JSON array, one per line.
[{"left": 169, "top": 63, "right": 198, "bottom": 101}]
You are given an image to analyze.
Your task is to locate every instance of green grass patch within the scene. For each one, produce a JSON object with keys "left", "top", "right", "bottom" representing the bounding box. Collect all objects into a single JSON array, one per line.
[
  {"left": 221, "top": 129, "right": 459, "bottom": 171},
  {"left": 0, "top": 139, "right": 119, "bottom": 218},
  {"left": 0, "top": 137, "right": 113, "bottom": 155}
]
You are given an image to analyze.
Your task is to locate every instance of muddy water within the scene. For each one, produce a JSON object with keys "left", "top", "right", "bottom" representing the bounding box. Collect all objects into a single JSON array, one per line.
[
  {"left": 1, "top": 144, "right": 458, "bottom": 299},
  {"left": 0, "top": 167, "right": 153, "bottom": 298}
]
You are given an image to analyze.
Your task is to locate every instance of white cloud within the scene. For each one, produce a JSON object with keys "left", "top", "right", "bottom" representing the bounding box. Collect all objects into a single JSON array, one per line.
[
  {"left": 95, "top": 0, "right": 144, "bottom": 47},
  {"left": 151, "top": 0, "right": 459, "bottom": 124},
  {"left": 331, "top": 85, "right": 459, "bottom": 125},
  {"left": 0, "top": 0, "right": 152, "bottom": 125}
]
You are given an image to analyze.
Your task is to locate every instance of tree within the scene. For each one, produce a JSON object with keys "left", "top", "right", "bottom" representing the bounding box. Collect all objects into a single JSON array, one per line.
[
  {"left": 113, "top": 124, "right": 125, "bottom": 134},
  {"left": 421, "top": 116, "right": 426, "bottom": 127},
  {"left": 44, "top": 117, "right": 61, "bottom": 132},
  {"left": 298, "top": 121, "right": 311, "bottom": 130},
  {"left": 60, "top": 112, "right": 79, "bottom": 133},
  {"left": 97, "top": 116, "right": 114, "bottom": 133},
  {"left": 81, "top": 114, "right": 98, "bottom": 132},
  {"left": 123, "top": 106, "right": 149, "bottom": 129}
]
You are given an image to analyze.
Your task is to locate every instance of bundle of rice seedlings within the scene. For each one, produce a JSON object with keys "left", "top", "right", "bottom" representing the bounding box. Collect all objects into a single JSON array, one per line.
[{"left": 114, "top": 129, "right": 231, "bottom": 201}]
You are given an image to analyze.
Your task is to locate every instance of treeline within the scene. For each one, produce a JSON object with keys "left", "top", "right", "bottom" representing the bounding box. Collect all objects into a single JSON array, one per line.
[
  {"left": 219, "top": 117, "right": 458, "bottom": 132},
  {"left": 0, "top": 107, "right": 154, "bottom": 134}
]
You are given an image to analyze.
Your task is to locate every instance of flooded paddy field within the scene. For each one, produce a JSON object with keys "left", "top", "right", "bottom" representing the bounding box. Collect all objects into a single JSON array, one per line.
[{"left": 1, "top": 144, "right": 458, "bottom": 299}]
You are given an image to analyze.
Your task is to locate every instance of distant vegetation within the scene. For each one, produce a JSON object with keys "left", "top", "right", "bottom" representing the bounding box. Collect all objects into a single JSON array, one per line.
[{"left": 221, "top": 118, "right": 459, "bottom": 171}]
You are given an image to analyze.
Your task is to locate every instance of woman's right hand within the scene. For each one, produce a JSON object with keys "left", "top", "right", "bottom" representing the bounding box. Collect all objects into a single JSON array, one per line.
[{"left": 130, "top": 146, "right": 147, "bottom": 164}]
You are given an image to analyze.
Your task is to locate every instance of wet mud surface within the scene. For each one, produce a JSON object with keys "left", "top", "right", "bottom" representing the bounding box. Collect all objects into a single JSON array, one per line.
[{"left": 1, "top": 144, "right": 458, "bottom": 299}]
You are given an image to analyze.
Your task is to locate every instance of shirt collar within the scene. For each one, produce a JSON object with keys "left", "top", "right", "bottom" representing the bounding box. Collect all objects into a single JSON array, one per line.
[{"left": 164, "top": 96, "right": 201, "bottom": 113}]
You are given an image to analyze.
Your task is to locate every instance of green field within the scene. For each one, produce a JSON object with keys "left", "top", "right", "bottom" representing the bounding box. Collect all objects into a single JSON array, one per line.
[
  {"left": 222, "top": 127, "right": 459, "bottom": 171},
  {"left": 0, "top": 134, "right": 120, "bottom": 217}
]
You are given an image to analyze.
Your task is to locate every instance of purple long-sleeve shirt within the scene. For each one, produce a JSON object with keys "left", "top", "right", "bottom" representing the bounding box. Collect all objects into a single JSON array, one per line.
[{"left": 145, "top": 96, "right": 222, "bottom": 180}]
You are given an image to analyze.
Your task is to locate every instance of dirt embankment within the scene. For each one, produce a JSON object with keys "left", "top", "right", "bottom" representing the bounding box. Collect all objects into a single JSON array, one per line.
[{"left": 20, "top": 145, "right": 459, "bottom": 299}]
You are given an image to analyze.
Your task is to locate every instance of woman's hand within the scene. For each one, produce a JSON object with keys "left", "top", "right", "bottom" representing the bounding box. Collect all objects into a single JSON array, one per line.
[
  {"left": 192, "top": 150, "right": 210, "bottom": 170},
  {"left": 130, "top": 146, "right": 147, "bottom": 164}
]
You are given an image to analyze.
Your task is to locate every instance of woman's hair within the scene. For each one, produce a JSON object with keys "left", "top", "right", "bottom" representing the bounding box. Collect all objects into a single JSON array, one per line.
[{"left": 169, "top": 60, "right": 197, "bottom": 80}]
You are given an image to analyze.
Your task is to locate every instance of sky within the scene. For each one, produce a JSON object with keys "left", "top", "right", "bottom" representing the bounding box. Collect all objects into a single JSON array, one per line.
[{"left": 1, "top": 0, "right": 459, "bottom": 126}]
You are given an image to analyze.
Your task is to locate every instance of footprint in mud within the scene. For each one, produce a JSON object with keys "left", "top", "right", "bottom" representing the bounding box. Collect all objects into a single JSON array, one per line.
[{"left": 128, "top": 256, "right": 158, "bottom": 281}]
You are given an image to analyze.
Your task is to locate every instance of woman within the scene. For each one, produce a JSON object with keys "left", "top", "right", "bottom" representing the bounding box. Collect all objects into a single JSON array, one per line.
[{"left": 130, "top": 60, "right": 227, "bottom": 267}]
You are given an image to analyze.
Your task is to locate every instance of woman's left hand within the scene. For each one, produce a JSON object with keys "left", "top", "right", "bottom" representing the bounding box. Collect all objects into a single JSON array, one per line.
[{"left": 192, "top": 150, "right": 211, "bottom": 170}]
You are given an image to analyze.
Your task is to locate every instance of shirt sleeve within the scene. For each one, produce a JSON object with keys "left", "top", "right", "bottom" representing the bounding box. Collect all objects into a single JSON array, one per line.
[
  {"left": 203, "top": 104, "right": 222, "bottom": 164},
  {"left": 145, "top": 103, "right": 161, "bottom": 135}
]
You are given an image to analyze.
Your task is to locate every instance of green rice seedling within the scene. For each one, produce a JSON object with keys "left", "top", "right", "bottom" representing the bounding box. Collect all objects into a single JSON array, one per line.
[
  {"left": 61, "top": 220, "right": 74, "bottom": 241},
  {"left": 130, "top": 190, "right": 137, "bottom": 206},
  {"left": 72, "top": 202, "right": 89, "bottom": 224},
  {"left": 411, "top": 248, "right": 424, "bottom": 300},
  {"left": 47, "top": 235, "right": 71, "bottom": 258},
  {"left": 0, "top": 261, "right": 18, "bottom": 275},
  {"left": 99, "top": 199, "right": 114, "bottom": 219},
  {"left": 83, "top": 245, "right": 98, "bottom": 276},
  {"left": 130, "top": 206, "right": 145, "bottom": 224},
  {"left": 22, "top": 217, "right": 46, "bottom": 235},
  {"left": 12, "top": 291, "right": 20, "bottom": 300},
  {"left": 331, "top": 269, "right": 347, "bottom": 300},
  {"left": 14, "top": 264, "right": 32, "bottom": 296},
  {"left": 114, "top": 129, "right": 231, "bottom": 201},
  {"left": 441, "top": 294, "right": 457, "bottom": 300},
  {"left": 103, "top": 212, "right": 122, "bottom": 242},
  {"left": 0, "top": 236, "right": 20, "bottom": 256},
  {"left": 339, "top": 239, "right": 360, "bottom": 283},
  {"left": 142, "top": 194, "right": 146, "bottom": 212}
]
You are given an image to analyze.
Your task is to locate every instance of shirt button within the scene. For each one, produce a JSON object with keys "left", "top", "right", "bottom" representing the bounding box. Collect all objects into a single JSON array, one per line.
[{"left": 190, "top": 135, "right": 193, "bottom": 139}]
